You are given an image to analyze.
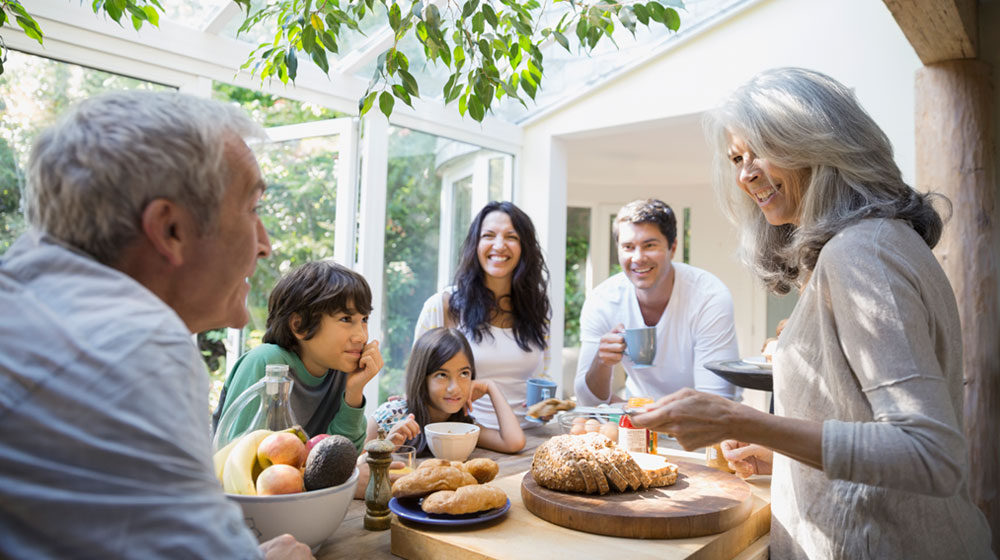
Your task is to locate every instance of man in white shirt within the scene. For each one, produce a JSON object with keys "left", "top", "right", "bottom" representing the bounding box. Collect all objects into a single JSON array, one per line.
[{"left": 574, "top": 199, "right": 738, "bottom": 405}]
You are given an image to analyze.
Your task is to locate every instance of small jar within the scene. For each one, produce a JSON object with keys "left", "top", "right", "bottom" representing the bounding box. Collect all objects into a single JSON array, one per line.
[{"left": 626, "top": 397, "right": 657, "bottom": 454}]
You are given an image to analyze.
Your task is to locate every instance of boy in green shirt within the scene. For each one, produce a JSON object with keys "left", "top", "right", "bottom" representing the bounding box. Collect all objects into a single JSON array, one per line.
[{"left": 213, "top": 260, "right": 382, "bottom": 452}]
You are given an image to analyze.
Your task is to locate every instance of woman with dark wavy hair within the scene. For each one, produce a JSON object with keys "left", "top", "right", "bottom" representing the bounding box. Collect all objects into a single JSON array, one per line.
[
  {"left": 631, "top": 68, "right": 993, "bottom": 559},
  {"left": 414, "top": 201, "right": 551, "bottom": 429}
]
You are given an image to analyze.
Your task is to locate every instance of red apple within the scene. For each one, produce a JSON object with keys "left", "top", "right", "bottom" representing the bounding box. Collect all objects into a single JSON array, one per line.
[{"left": 307, "top": 433, "right": 330, "bottom": 453}]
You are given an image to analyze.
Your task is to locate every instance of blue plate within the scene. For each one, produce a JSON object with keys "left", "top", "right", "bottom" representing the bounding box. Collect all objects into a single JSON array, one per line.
[{"left": 389, "top": 496, "right": 511, "bottom": 526}]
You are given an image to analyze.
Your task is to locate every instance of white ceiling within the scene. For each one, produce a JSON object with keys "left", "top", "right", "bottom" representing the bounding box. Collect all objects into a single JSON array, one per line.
[{"left": 564, "top": 112, "right": 713, "bottom": 189}]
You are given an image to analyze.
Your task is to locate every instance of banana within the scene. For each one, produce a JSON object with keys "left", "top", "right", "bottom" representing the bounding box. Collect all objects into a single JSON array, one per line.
[
  {"left": 222, "top": 429, "right": 273, "bottom": 495},
  {"left": 212, "top": 437, "right": 242, "bottom": 483}
]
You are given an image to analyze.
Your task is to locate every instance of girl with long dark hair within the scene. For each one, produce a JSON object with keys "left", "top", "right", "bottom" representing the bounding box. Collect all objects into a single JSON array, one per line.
[{"left": 368, "top": 328, "right": 525, "bottom": 455}]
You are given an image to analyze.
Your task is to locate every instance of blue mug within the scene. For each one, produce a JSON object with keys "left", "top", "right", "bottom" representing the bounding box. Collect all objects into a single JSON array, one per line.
[{"left": 526, "top": 378, "right": 558, "bottom": 407}]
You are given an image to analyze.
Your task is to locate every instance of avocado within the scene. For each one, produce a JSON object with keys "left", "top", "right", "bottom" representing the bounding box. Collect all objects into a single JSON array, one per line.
[{"left": 303, "top": 434, "right": 357, "bottom": 491}]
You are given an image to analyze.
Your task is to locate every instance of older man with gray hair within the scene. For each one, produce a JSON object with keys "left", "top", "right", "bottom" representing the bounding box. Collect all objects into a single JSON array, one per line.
[{"left": 0, "top": 91, "right": 311, "bottom": 559}]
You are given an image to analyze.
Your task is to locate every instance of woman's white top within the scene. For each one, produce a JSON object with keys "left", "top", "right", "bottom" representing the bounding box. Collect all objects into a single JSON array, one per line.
[{"left": 414, "top": 289, "right": 550, "bottom": 429}]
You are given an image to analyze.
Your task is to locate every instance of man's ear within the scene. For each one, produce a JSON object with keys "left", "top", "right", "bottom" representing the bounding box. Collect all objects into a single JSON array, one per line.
[{"left": 141, "top": 199, "right": 187, "bottom": 267}]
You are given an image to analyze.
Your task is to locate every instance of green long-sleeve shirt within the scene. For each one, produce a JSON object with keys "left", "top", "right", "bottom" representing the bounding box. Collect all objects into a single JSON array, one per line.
[{"left": 212, "top": 344, "right": 366, "bottom": 452}]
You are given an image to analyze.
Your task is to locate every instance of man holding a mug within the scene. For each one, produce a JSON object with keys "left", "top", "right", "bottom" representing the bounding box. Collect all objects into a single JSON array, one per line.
[{"left": 574, "top": 199, "right": 738, "bottom": 404}]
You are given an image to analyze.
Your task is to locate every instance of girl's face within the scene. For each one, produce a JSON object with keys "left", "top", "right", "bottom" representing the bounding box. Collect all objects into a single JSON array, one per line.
[
  {"left": 726, "top": 130, "right": 809, "bottom": 227},
  {"left": 476, "top": 211, "right": 522, "bottom": 283},
  {"left": 425, "top": 352, "right": 473, "bottom": 419}
]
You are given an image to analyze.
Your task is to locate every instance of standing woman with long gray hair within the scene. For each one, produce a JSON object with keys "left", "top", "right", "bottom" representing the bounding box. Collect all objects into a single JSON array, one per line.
[
  {"left": 631, "top": 68, "right": 993, "bottom": 558},
  {"left": 413, "top": 201, "right": 551, "bottom": 430}
]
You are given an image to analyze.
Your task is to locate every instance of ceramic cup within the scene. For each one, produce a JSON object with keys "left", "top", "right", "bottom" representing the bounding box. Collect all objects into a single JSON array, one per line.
[
  {"left": 525, "top": 378, "right": 558, "bottom": 407},
  {"left": 624, "top": 326, "right": 657, "bottom": 366}
]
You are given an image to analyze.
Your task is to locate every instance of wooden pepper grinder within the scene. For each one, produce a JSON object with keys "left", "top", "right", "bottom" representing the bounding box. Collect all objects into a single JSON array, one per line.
[{"left": 364, "top": 429, "right": 395, "bottom": 530}]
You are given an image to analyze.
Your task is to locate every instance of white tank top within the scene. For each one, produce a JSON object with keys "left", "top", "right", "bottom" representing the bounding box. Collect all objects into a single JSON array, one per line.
[{"left": 466, "top": 325, "right": 544, "bottom": 429}]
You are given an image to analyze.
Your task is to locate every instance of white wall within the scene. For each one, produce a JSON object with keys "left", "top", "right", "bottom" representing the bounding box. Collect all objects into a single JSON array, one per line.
[{"left": 518, "top": 0, "right": 923, "bottom": 379}]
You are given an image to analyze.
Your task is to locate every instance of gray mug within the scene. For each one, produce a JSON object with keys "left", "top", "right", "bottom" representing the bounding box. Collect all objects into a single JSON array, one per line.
[{"left": 624, "top": 326, "right": 656, "bottom": 366}]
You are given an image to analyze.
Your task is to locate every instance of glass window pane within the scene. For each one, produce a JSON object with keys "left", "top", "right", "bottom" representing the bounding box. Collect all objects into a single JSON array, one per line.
[
  {"left": 0, "top": 50, "right": 171, "bottom": 253},
  {"left": 450, "top": 175, "right": 473, "bottom": 270},
  {"left": 212, "top": 82, "right": 345, "bottom": 127},
  {"left": 380, "top": 127, "right": 514, "bottom": 402},
  {"left": 488, "top": 157, "right": 506, "bottom": 202},
  {"left": 381, "top": 127, "right": 443, "bottom": 401},
  {"left": 565, "top": 207, "right": 591, "bottom": 347},
  {"left": 158, "top": 0, "right": 230, "bottom": 29},
  {"left": 609, "top": 213, "right": 622, "bottom": 276},
  {"left": 247, "top": 136, "right": 342, "bottom": 340}
]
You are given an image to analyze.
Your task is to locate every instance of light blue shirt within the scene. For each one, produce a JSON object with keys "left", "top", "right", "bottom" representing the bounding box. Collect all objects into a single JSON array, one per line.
[{"left": 0, "top": 232, "right": 261, "bottom": 558}]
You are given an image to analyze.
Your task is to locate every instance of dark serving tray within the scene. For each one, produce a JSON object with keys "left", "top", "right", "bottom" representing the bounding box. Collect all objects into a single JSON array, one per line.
[{"left": 705, "top": 360, "right": 773, "bottom": 392}]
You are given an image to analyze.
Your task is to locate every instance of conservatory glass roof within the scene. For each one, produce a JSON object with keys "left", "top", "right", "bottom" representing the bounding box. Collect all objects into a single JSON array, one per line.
[{"left": 9, "top": 0, "right": 749, "bottom": 129}]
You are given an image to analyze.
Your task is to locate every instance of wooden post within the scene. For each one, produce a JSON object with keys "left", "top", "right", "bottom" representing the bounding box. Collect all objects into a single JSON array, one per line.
[{"left": 916, "top": 59, "right": 999, "bottom": 552}]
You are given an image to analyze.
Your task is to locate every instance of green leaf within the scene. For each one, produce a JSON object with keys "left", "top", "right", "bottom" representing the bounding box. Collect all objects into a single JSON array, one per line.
[
  {"left": 319, "top": 30, "right": 339, "bottom": 53},
  {"left": 481, "top": 4, "right": 498, "bottom": 28},
  {"left": 461, "top": 0, "right": 480, "bottom": 19},
  {"left": 359, "top": 91, "right": 377, "bottom": 115},
  {"left": 399, "top": 68, "right": 420, "bottom": 97},
  {"left": 575, "top": 18, "right": 588, "bottom": 44},
  {"left": 552, "top": 30, "right": 569, "bottom": 51},
  {"left": 14, "top": 15, "right": 44, "bottom": 43},
  {"left": 310, "top": 47, "right": 329, "bottom": 73},
  {"left": 379, "top": 91, "right": 395, "bottom": 118},
  {"left": 468, "top": 94, "right": 485, "bottom": 121},
  {"left": 453, "top": 44, "right": 466, "bottom": 70},
  {"left": 443, "top": 74, "right": 457, "bottom": 99},
  {"left": 424, "top": 4, "right": 441, "bottom": 28},
  {"left": 632, "top": 3, "right": 649, "bottom": 25},
  {"left": 388, "top": 3, "right": 402, "bottom": 31},
  {"left": 302, "top": 25, "right": 316, "bottom": 52},
  {"left": 392, "top": 84, "right": 414, "bottom": 107},
  {"left": 394, "top": 50, "right": 409, "bottom": 72},
  {"left": 472, "top": 12, "right": 484, "bottom": 33},
  {"left": 285, "top": 48, "right": 298, "bottom": 80},
  {"left": 647, "top": 2, "right": 665, "bottom": 23},
  {"left": 664, "top": 8, "right": 680, "bottom": 31},
  {"left": 143, "top": 6, "right": 160, "bottom": 26}
]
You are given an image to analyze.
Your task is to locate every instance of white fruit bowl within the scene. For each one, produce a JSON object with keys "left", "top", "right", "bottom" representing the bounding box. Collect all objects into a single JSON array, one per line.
[
  {"left": 228, "top": 467, "right": 358, "bottom": 552},
  {"left": 424, "top": 422, "right": 480, "bottom": 462}
]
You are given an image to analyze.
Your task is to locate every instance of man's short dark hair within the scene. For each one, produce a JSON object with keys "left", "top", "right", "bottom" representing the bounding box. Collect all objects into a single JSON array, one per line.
[
  {"left": 262, "top": 260, "right": 373, "bottom": 352},
  {"left": 613, "top": 198, "right": 677, "bottom": 246}
]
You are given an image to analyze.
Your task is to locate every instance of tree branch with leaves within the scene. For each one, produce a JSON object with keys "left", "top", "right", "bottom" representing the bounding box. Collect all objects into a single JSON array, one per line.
[
  {"left": 1, "top": 0, "right": 684, "bottom": 122},
  {"left": 235, "top": 0, "right": 683, "bottom": 121}
]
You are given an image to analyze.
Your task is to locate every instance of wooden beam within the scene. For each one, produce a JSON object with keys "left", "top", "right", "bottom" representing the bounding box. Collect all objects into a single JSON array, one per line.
[
  {"left": 917, "top": 59, "right": 1000, "bottom": 553},
  {"left": 883, "top": 0, "right": 977, "bottom": 63}
]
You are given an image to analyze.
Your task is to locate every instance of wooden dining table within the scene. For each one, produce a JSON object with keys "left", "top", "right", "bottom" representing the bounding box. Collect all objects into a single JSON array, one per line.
[{"left": 315, "top": 421, "right": 771, "bottom": 560}]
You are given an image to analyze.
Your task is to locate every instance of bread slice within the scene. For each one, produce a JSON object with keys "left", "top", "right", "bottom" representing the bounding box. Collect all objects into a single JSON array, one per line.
[{"left": 628, "top": 452, "right": 679, "bottom": 488}]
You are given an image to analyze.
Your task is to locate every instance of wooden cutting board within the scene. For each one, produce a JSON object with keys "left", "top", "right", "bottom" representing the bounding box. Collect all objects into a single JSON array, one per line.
[{"left": 521, "top": 459, "right": 752, "bottom": 539}]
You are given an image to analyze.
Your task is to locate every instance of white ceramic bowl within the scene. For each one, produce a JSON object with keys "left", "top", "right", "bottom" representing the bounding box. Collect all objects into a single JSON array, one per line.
[
  {"left": 229, "top": 467, "right": 358, "bottom": 552},
  {"left": 424, "top": 422, "right": 481, "bottom": 462}
]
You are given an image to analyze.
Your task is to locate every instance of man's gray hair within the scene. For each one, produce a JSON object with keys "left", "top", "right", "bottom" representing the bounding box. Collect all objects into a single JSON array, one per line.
[{"left": 25, "top": 90, "right": 264, "bottom": 265}]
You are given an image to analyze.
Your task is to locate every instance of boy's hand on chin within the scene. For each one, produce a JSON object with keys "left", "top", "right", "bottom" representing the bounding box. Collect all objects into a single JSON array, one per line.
[{"left": 345, "top": 340, "right": 383, "bottom": 402}]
